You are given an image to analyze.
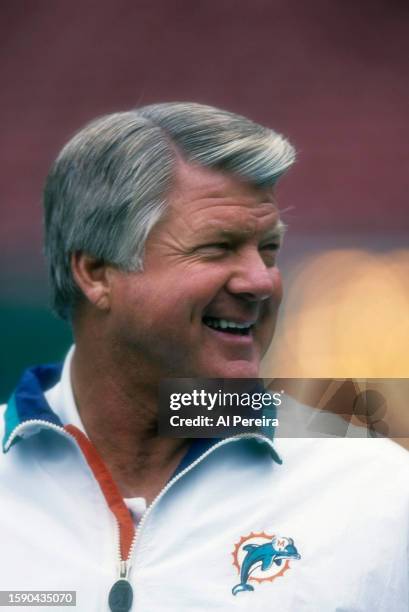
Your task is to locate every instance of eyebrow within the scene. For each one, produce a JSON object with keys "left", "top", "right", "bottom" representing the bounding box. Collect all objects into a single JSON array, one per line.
[{"left": 213, "top": 219, "right": 286, "bottom": 242}]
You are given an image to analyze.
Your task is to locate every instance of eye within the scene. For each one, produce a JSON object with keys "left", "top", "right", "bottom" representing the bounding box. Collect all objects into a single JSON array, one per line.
[
  {"left": 192, "top": 242, "right": 232, "bottom": 259},
  {"left": 260, "top": 242, "right": 280, "bottom": 252},
  {"left": 197, "top": 242, "right": 231, "bottom": 252},
  {"left": 259, "top": 242, "right": 281, "bottom": 266}
]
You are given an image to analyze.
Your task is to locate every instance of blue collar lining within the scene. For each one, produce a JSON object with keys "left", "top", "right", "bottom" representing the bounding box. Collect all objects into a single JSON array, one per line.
[{"left": 4, "top": 364, "right": 280, "bottom": 469}]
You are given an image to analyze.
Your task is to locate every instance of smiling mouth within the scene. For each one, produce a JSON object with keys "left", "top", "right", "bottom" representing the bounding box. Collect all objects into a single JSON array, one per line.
[{"left": 202, "top": 316, "right": 255, "bottom": 336}]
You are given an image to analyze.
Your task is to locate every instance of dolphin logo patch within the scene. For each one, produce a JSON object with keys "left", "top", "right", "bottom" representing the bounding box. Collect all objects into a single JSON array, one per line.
[{"left": 231, "top": 532, "right": 301, "bottom": 595}]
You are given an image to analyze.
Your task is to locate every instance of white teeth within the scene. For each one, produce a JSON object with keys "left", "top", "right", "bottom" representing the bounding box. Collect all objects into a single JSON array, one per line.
[{"left": 204, "top": 317, "right": 254, "bottom": 330}]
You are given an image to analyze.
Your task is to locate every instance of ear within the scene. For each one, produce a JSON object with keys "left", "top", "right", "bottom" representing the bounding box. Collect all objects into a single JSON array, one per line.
[{"left": 71, "top": 252, "right": 112, "bottom": 311}]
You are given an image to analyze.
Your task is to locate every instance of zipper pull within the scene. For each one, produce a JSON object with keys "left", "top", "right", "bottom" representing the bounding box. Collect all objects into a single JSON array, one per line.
[
  {"left": 108, "top": 561, "right": 133, "bottom": 612},
  {"left": 120, "top": 561, "right": 129, "bottom": 579}
]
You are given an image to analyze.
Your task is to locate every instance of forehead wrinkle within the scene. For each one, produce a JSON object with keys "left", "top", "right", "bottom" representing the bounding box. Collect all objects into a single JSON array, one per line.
[
  {"left": 185, "top": 203, "right": 280, "bottom": 239},
  {"left": 185, "top": 195, "right": 277, "bottom": 215},
  {"left": 171, "top": 164, "right": 275, "bottom": 204}
]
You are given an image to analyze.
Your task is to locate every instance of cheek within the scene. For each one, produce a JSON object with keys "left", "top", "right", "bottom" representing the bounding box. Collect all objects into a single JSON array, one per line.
[
  {"left": 109, "top": 278, "right": 159, "bottom": 335},
  {"left": 164, "top": 266, "right": 230, "bottom": 308},
  {"left": 110, "top": 266, "right": 232, "bottom": 331}
]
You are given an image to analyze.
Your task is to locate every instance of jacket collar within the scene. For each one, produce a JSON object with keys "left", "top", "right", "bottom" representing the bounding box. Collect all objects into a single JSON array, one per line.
[
  {"left": 3, "top": 363, "right": 282, "bottom": 465},
  {"left": 3, "top": 364, "right": 64, "bottom": 452}
]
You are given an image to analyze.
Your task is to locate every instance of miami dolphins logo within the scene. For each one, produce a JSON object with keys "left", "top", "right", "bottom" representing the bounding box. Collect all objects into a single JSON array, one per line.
[{"left": 231, "top": 532, "right": 301, "bottom": 595}]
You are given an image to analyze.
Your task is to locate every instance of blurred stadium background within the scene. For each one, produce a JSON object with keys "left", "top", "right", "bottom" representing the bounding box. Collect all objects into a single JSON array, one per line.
[{"left": 1, "top": 0, "right": 408, "bottom": 402}]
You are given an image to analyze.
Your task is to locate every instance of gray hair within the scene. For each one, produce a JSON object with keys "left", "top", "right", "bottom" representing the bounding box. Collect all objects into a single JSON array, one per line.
[{"left": 44, "top": 102, "right": 296, "bottom": 319}]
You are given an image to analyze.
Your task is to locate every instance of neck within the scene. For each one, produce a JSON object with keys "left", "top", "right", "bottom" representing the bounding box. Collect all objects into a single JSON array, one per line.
[{"left": 70, "top": 340, "right": 189, "bottom": 504}]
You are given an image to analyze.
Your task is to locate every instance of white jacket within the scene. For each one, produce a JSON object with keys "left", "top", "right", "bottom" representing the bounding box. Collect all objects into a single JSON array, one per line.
[{"left": 1, "top": 351, "right": 408, "bottom": 611}]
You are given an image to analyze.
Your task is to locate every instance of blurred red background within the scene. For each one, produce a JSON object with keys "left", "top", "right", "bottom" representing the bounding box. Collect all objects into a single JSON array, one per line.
[{"left": 1, "top": 0, "right": 408, "bottom": 400}]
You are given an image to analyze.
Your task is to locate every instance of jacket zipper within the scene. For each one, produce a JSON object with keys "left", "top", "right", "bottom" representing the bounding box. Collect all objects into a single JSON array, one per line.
[
  {"left": 6, "top": 419, "right": 138, "bottom": 609},
  {"left": 4, "top": 418, "right": 75, "bottom": 451},
  {"left": 117, "top": 432, "right": 279, "bottom": 575},
  {"left": 6, "top": 420, "right": 278, "bottom": 608}
]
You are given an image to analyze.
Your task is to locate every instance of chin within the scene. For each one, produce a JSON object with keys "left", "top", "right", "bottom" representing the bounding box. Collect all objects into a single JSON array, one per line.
[{"left": 200, "top": 360, "right": 261, "bottom": 379}]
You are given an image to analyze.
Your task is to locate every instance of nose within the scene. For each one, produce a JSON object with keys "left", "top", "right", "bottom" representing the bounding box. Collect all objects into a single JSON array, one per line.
[{"left": 226, "top": 249, "right": 280, "bottom": 302}]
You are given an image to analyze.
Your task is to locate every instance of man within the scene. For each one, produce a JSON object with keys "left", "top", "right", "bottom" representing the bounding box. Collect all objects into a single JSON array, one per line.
[{"left": 1, "top": 103, "right": 408, "bottom": 611}]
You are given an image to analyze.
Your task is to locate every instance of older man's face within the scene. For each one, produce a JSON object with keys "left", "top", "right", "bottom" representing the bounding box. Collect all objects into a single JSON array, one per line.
[{"left": 107, "top": 162, "right": 283, "bottom": 380}]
